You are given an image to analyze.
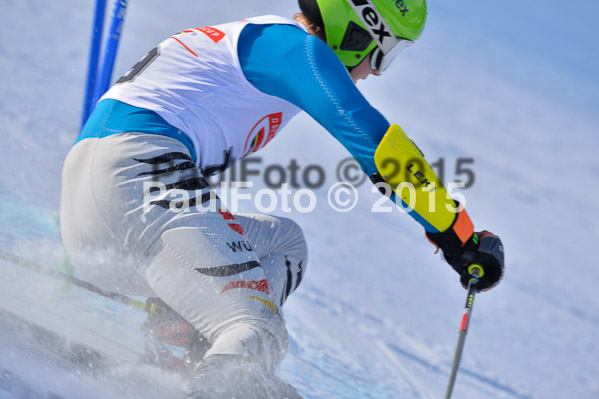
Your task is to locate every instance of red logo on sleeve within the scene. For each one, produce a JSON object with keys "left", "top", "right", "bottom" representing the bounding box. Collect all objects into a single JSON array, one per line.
[{"left": 195, "top": 27, "right": 226, "bottom": 43}]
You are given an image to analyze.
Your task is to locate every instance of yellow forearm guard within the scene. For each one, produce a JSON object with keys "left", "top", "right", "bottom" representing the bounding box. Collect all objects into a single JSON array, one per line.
[{"left": 373, "top": 124, "right": 460, "bottom": 233}]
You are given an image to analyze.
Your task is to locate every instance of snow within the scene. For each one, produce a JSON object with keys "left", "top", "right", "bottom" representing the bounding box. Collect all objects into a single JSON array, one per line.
[{"left": 1, "top": 0, "right": 598, "bottom": 398}]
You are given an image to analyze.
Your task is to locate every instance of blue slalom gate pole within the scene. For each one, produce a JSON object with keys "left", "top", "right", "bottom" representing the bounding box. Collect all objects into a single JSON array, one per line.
[
  {"left": 92, "top": 0, "right": 129, "bottom": 109},
  {"left": 81, "top": 0, "right": 107, "bottom": 130}
]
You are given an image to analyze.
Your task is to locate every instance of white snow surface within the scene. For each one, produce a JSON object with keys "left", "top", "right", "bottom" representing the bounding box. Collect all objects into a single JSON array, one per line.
[{"left": 1, "top": 1, "right": 598, "bottom": 398}]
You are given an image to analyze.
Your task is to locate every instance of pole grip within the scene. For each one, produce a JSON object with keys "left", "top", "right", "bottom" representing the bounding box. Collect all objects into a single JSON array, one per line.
[{"left": 468, "top": 264, "right": 483, "bottom": 279}]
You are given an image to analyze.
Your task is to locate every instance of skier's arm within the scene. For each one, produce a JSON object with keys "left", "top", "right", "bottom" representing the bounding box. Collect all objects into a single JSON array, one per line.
[
  {"left": 373, "top": 125, "right": 504, "bottom": 291},
  {"left": 239, "top": 24, "right": 447, "bottom": 231},
  {"left": 238, "top": 23, "right": 387, "bottom": 177},
  {"left": 239, "top": 24, "right": 504, "bottom": 290}
]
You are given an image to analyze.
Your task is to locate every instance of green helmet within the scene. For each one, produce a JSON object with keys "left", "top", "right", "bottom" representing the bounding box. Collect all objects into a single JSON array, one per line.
[{"left": 299, "top": 0, "right": 427, "bottom": 70}]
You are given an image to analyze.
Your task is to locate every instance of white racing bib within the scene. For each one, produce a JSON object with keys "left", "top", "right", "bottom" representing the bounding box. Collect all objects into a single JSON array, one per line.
[{"left": 103, "top": 15, "right": 304, "bottom": 174}]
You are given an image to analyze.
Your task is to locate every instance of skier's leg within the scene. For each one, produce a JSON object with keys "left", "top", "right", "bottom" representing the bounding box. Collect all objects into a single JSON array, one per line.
[
  {"left": 234, "top": 214, "right": 308, "bottom": 307},
  {"left": 60, "top": 136, "right": 156, "bottom": 296},
  {"left": 61, "top": 133, "right": 288, "bottom": 371},
  {"left": 139, "top": 212, "right": 308, "bottom": 364},
  {"left": 143, "top": 214, "right": 288, "bottom": 371}
]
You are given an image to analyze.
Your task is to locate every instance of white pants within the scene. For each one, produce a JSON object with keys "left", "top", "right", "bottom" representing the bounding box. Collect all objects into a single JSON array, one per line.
[{"left": 60, "top": 133, "right": 307, "bottom": 371}]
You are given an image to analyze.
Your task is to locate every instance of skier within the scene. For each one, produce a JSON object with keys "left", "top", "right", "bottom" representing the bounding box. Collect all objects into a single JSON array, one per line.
[{"left": 60, "top": 0, "right": 504, "bottom": 397}]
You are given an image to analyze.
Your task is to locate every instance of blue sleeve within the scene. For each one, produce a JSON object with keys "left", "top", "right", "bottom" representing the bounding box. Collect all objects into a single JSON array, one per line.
[{"left": 238, "top": 23, "right": 390, "bottom": 176}]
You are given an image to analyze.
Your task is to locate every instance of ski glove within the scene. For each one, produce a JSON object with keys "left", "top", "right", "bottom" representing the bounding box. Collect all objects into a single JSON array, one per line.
[{"left": 426, "top": 207, "right": 504, "bottom": 292}]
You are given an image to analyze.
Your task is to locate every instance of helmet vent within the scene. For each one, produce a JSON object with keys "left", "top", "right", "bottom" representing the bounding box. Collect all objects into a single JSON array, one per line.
[{"left": 340, "top": 21, "right": 373, "bottom": 52}]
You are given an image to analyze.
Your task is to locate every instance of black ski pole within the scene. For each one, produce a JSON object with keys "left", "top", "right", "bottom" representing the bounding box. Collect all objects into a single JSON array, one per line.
[
  {"left": 0, "top": 249, "right": 154, "bottom": 313},
  {"left": 444, "top": 265, "right": 482, "bottom": 399}
]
